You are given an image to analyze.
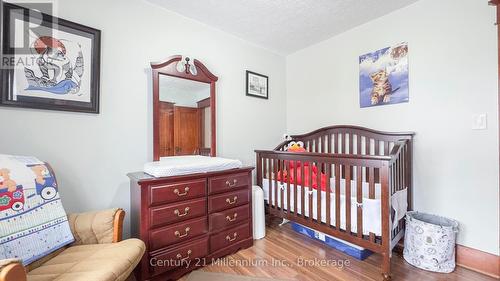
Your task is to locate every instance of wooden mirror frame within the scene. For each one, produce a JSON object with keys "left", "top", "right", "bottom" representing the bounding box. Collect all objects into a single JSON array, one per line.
[{"left": 151, "top": 55, "right": 218, "bottom": 161}]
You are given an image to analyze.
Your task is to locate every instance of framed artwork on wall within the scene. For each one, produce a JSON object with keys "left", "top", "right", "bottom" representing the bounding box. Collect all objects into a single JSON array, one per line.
[
  {"left": 359, "top": 42, "right": 409, "bottom": 108},
  {"left": 246, "top": 70, "right": 268, "bottom": 99},
  {"left": 0, "top": 3, "right": 101, "bottom": 113}
]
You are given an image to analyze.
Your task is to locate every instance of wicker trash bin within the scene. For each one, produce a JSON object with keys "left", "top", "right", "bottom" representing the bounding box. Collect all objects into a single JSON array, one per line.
[{"left": 403, "top": 211, "right": 459, "bottom": 273}]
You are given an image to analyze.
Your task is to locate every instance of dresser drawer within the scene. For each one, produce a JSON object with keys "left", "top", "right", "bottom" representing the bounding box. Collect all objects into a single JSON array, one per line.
[
  {"left": 150, "top": 236, "right": 208, "bottom": 275},
  {"left": 209, "top": 204, "right": 250, "bottom": 232},
  {"left": 210, "top": 223, "right": 250, "bottom": 253},
  {"left": 208, "top": 172, "right": 249, "bottom": 194},
  {"left": 150, "top": 217, "right": 208, "bottom": 251},
  {"left": 208, "top": 189, "right": 249, "bottom": 213},
  {"left": 150, "top": 179, "right": 206, "bottom": 206},
  {"left": 150, "top": 198, "right": 207, "bottom": 228}
]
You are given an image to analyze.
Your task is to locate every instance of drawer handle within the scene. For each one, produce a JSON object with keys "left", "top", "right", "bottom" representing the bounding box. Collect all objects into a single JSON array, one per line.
[
  {"left": 174, "top": 227, "right": 191, "bottom": 238},
  {"left": 174, "top": 187, "right": 190, "bottom": 196},
  {"left": 226, "top": 179, "right": 238, "bottom": 187},
  {"left": 176, "top": 249, "right": 192, "bottom": 261},
  {"left": 226, "top": 232, "right": 238, "bottom": 242},
  {"left": 226, "top": 196, "right": 238, "bottom": 205},
  {"left": 174, "top": 207, "right": 190, "bottom": 217},
  {"left": 226, "top": 213, "right": 238, "bottom": 222}
]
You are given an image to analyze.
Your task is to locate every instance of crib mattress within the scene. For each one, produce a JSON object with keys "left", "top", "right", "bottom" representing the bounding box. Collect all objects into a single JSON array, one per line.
[
  {"left": 262, "top": 178, "right": 382, "bottom": 236},
  {"left": 144, "top": 156, "right": 242, "bottom": 177}
]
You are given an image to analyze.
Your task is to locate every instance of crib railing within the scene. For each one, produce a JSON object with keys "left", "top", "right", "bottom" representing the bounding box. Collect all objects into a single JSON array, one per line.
[{"left": 255, "top": 140, "right": 412, "bottom": 254}]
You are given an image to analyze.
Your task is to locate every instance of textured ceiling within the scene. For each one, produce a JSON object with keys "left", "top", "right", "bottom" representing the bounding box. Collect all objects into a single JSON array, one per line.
[{"left": 147, "top": 0, "right": 419, "bottom": 55}]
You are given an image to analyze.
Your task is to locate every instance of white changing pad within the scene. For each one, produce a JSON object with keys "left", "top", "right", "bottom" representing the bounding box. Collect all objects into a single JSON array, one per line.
[{"left": 143, "top": 156, "right": 243, "bottom": 177}]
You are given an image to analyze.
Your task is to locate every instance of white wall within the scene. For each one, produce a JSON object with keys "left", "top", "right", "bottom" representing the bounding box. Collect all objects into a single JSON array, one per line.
[
  {"left": 286, "top": 0, "right": 499, "bottom": 254},
  {"left": 0, "top": 0, "right": 286, "bottom": 236}
]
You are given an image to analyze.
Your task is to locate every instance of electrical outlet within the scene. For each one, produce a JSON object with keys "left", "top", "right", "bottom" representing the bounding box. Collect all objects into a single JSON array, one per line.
[{"left": 472, "top": 113, "right": 487, "bottom": 130}]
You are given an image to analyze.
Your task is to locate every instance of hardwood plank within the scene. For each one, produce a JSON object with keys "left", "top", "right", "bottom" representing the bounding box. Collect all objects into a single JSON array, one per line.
[{"left": 180, "top": 219, "right": 496, "bottom": 281}]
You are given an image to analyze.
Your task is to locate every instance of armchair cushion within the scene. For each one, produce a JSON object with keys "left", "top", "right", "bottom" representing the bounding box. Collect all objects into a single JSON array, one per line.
[
  {"left": 68, "top": 209, "right": 119, "bottom": 245},
  {"left": 26, "top": 239, "right": 145, "bottom": 281}
]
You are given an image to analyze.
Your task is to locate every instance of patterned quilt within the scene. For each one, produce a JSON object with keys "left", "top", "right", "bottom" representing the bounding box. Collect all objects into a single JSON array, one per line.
[{"left": 0, "top": 154, "right": 74, "bottom": 265}]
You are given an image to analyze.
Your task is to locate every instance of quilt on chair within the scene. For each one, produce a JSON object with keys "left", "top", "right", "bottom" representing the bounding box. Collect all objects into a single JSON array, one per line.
[{"left": 0, "top": 154, "right": 74, "bottom": 265}]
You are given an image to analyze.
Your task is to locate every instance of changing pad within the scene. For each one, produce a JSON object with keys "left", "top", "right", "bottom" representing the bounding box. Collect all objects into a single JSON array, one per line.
[{"left": 143, "top": 156, "right": 243, "bottom": 177}]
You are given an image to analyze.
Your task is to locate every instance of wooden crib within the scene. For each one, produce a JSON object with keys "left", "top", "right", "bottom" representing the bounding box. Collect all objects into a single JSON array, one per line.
[{"left": 255, "top": 125, "right": 414, "bottom": 280}]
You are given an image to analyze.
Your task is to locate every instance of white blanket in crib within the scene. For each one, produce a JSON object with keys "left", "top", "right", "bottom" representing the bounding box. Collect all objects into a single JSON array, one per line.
[{"left": 262, "top": 178, "right": 407, "bottom": 236}]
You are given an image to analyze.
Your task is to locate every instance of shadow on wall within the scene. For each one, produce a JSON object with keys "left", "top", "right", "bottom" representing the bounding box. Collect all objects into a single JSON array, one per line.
[{"left": 112, "top": 181, "right": 132, "bottom": 238}]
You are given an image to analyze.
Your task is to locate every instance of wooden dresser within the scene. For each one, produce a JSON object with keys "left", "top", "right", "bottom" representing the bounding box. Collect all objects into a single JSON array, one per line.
[{"left": 128, "top": 167, "right": 254, "bottom": 281}]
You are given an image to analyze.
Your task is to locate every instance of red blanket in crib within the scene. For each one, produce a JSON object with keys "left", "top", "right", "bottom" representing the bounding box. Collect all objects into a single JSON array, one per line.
[
  {"left": 277, "top": 163, "right": 327, "bottom": 191},
  {"left": 276, "top": 142, "right": 327, "bottom": 191}
]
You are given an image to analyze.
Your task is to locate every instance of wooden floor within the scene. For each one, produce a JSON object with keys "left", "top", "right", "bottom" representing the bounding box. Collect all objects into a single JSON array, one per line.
[{"left": 181, "top": 218, "right": 496, "bottom": 281}]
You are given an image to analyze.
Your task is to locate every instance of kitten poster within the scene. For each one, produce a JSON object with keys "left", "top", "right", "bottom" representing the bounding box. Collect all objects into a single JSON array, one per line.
[{"left": 359, "top": 42, "right": 409, "bottom": 108}]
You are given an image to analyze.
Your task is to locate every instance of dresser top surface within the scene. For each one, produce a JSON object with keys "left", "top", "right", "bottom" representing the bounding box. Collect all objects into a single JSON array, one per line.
[{"left": 128, "top": 166, "right": 254, "bottom": 184}]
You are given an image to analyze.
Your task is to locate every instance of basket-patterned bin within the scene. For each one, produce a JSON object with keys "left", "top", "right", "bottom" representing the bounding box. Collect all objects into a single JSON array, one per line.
[{"left": 403, "top": 211, "right": 459, "bottom": 273}]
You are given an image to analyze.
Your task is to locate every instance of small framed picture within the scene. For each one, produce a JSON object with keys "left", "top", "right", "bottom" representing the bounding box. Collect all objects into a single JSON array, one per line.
[
  {"left": 246, "top": 70, "right": 268, "bottom": 99},
  {"left": 1, "top": 3, "right": 101, "bottom": 113}
]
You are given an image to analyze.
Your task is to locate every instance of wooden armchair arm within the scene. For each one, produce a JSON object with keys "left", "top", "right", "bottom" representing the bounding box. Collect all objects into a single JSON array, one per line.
[
  {"left": 113, "top": 209, "right": 125, "bottom": 243},
  {"left": 0, "top": 260, "right": 26, "bottom": 281},
  {"left": 68, "top": 208, "right": 125, "bottom": 245}
]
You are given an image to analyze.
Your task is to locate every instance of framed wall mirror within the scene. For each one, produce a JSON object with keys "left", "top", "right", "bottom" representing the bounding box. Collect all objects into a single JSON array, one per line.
[{"left": 152, "top": 55, "right": 218, "bottom": 161}]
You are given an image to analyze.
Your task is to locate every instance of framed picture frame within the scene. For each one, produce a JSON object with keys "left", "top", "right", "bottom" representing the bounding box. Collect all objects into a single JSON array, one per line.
[
  {"left": 359, "top": 42, "right": 409, "bottom": 108},
  {"left": 0, "top": 2, "right": 101, "bottom": 113},
  {"left": 246, "top": 70, "right": 268, "bottom": 99}
]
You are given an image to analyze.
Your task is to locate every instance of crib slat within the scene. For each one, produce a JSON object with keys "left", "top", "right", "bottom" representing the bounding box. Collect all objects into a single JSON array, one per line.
[
  {"left": 369, "top": 167, "right": 375, "bottom": 198},
  {"left": 333, "top": 133, "right": 337, "bottom": 153},
  {"left": 349, "top": 134, "right": 354, "bottom": 154},
  {"left": 357, "top": 135, "right": 362, "bottom": 155},
  {"left": 384, "top": 141, "right": 389, "bottom": 156},
  {"left": 317, "top": 162, "right": 321, "bottom": 223},
  {"left": 262, "top": 158, "right": 269, "bottom": 185},
  {"left": 281, "top": 160, "right": 285, "bottom": 216},
  {"left": 327, "top": 134, "right": 331, "bottom": 153},
  {"left": 332, "top": 134, "right": 335, "bottom": 153},
  {"left": 396, "top": 154, "right": 401, "bottom": 191},
  {"left": 344, "top": 133, "right": 349, "bottom": 154},
  {"left": 326, "top": 164, "right": 331, "bottom": 226},
  {"left": 265, "top": 158, "right": 268, "bottom": 183},
  {"left": 257, "top": 155, "right": 262, "bottom": 187},
  {"left": 335, "top": 164, "right": 341, "bottom": 230},
  {"left": 368, "top": 166, "right": 376, "bottom": 242},
  {"left": 375, "top": 142, "right": 381, "bottom": 185},
  {"left": 400, "top": 149, "right": 406, "bottom": 190},
  {"left": 301, "top": 161, "right": 305, "bottom": 218},
  {"left": 264, "top": 158, "right": 273, "bottom": 206},
  {"left": 287, "top": 161, "right": 291, "bottom": 215},
  {"left": 309, "top": 160, "right": 313, "bottom": 220},
  {"left": 365, "top": 138, "right": 371, "bottom": 181},
  {"left": 345, "top": 165, "right": 352, "bottom": 234},
  {"left": 273, "top": 158, "right": 278, "bottom": 209},
  {"left": 293, "top": 159, "right": 298, "bottom": 217},
  {"left": 356, "top": 165, "right": 363, "bottom": 238},
  {"left": 340, "top": 133, "right": 343, "bottom": 153}
]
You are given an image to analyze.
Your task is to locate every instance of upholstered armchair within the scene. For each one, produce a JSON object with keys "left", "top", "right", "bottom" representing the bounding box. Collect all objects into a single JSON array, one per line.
[{"left": 0, "top": 208, "right": 145, "bottom": 281}]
